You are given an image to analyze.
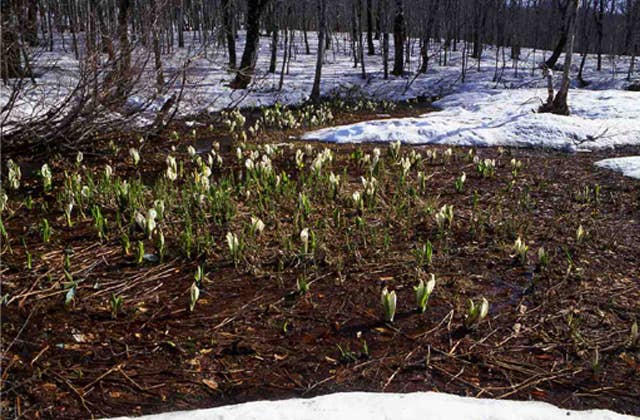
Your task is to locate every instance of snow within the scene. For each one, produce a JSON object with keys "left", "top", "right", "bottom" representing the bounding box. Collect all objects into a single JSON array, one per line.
[
  {"left": 595, "top": 156, "right": 640, "bottom": 179},
  {"left": 302, "top": 88, "right": 640, "bottom": 151},
  {"left": 108, "top": 391, "right": 633, "bottom": 420},
  {"left": 2, "top": 30, "right": 639, "bottom": 138}
]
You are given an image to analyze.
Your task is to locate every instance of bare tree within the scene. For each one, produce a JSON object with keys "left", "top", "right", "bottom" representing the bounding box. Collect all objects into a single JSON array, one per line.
[
  {"left": 545, "top": 0, "right": 571, "bottom": 69},
  {"left": 392, "top": 0, "right": 405, "bottom": 75},
  {"left": 311, "top": 0, "right": 328, "bottom": 101},
  {"left": 366, "top": 0, "right": 375, "bottom": 55},
  {"left": 230, "top": 0, "right": 272, "bottom": 89},
  {"left": 222, "top": 0, "right": 237, "bottom": 69},
  {"left": 1, "top": 0, "right": 25, "bottom": 82},
  {"left": 540, "top": 0, "right": 580, "bottom": 115}
]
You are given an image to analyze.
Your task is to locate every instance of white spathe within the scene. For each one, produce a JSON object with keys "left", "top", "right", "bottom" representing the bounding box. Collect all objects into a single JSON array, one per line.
[
  {"left": 595, "top": 156, "right": 640, "bottom": 179},
  {"left": 108, "top": 391, "right": 633, "bottom": 420},
  {"left": 303, "top": 89, "right": 640, "bottom": 151}
]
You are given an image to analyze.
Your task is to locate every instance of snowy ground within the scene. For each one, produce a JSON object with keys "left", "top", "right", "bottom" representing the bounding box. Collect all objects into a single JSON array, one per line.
[
  {"left": 2, "top": 30, "right": 639, "bottom": 133},
  {"left": 109, "top": 391, "right": 633, "bottom": 420},
  {"left": 595, "top": 156, "right": 640, "bottom": 179},
  {"left": 302, "top": 88, "right": 640, "bottom": 151}
]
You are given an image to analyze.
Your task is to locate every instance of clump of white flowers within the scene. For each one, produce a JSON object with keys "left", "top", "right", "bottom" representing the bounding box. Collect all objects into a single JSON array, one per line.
[
  {"left": 414, "top": 274, "right": 436, "bottom": 313},
  {"left": 257, "top": 155, "right": 274, "bottom": 177},
  {"left": 399, "top": 157, "right": 412, "bottom": 182},
  {"left": 0, "top": 191, "right": 8, "bottom": 213},
  {"left": 512, "top": 237, "right": 529, "bottom": 265},
  {"left": 80, "top": 185, "right": 91, "bottom": 199},
  {"left": 104, "top": 164, "right": 114, "bottom": 179},
  {"left": 409, "top": 150, "right": 422, "bottom": 165},
  {"left": 165, "top": 155, "right": 178, "bottom": 181},
  {"left": 576, "top": 224, "right": 586, "bottom": 245},
  {"left": 311, "top": 148, "right": 333, "bottom": 175},
  {"left": 295, "top": 149, "right": 305, "bottom": 169},
  {"left": 370, "top": 148, "right": 381, "bottom": 174},
  {"left": 329, "top": 172, "right": 340, "bottom": 198},
  {"left": 476, "top": 158, "right": 496, "bottom": 178},
  {"left": 64, "top": 200, "right": 74, "bottom": 227},
  {"left": 244, "top": 157, "right": 255, "bottom": 172},
  {"left": 226, "top": 232, "right": 241, "bottom": 266},
  {"left": 510, "top": 158, "right": 523, "bottom": 177},
  {"left": 464, "top": 297, "right": 489, "bottom": 329},
  {"left": 129, "top": 148, "right": 140, "bottom": 166},
  {"left": 361, "top": 176, "right": 377, "bottom": 202},
  {"left": 135, "top": 208, "right": 158, "bottom": 239},
  {"left": 250, "top": 216, "right": 265, "bottom": 235},
  {"left": 300, "top": 228, "right": 310, "bottom": 254},
  {"left": 381, "top": 288, "right": 397, "bottom": 322},
  {"left": 189, "top": 281, "right": 200, "bottom": 312},
  {"left": 417, "top": 171, "right": 427, "bottom": 191},
  {"left": 40, "top": 163, "right": 52, "bottom": 192},
  {"left": 7, "top": 159, "right": 21, "bottom": 190},
  {"left": 352, "top": 191, "right": 363, "bottom": 211},
  {"left": 388, "top": 140, "right": 401, "bottom": 160},
  {"left": 443, "top": 148, "right": 453, "bottom": 163},
  {"left": 223, "top": 109, "right": 246, "bottom": 132},
  {"left": 435, "top": 204, "right": 454, "bottom": 231}
]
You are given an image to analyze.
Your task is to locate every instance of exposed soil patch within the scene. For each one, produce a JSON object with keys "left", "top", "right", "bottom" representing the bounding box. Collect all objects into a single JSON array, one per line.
[{"left": 1, "top": 117, "right": 639, "bottom": 419}]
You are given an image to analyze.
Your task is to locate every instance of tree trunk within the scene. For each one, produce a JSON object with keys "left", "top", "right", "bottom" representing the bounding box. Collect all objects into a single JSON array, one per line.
[
  {"left": 540, "top": 0, "right": 579, "bottom": 115},
  {"left": 269, "top": 6, "right": 279, "bottom": 74},
  {"left": 278, "top": 26, "right": 289, "bottom": 90},
  {"left": 545, "top": 1, "right": 570, "bottom": 69},
  {"left": 177, "top": 0, "right": 185, "bottom": 48},
  {"left": 230, "top": 0, "right": 271, "bottom": 89},
  {"left": 357, "top": 0, "right": 367, "bottom": 78},
  {"left": 392, "top": 0, "right": 405, "bottom": 75},
  {"left": 97, "top": 2, "right": 116, "bottom": 61},
  {"left": 1, "top": 0, "right": 24, "bottom": 82},
  {"left": 577, "top": 0, "right": 590, "bottom": 86},
  {"left": 302, "top": 1, "right": 311, "bottom": 54},
  {"left": 366, "top": 0, "right": 375, "bottom": 55},
  {"left": 623, "top": 0, "right": 637, "bottom": 55},
  {"left": 150, "top": 0, "right": 164, "bottom": 86},
  {"left": 25, "top": 0, "right": 39, "bottom": 47},
  {"left": 594, "top": 0, "right": 604, "bottom": 70},
  {"left": 118, "top": 0, "right": 131, "bottom": 78},
  {"left": 311, "top": 0, "right": 327, "bottom": 101},
  {"left": 383, "top": 32, "right": 390, "bottom": 78},
  {"left": 420, "top": 36, "right": 429, "bottom": 73},
  {"left": 375, "top": 0, "right": 382, "bottom": 40},
  {"left": 222, "top": 0, "right": 237, "bottom": 69},
  {"left": 351, "top": 2, "right": 359, "bottom": 67}
]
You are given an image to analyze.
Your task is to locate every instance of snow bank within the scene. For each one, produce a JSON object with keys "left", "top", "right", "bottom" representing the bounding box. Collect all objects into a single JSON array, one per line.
[
  {"left": 2, "top": 30, "right": 639, "bottom": 126},
  {"left": 108, "top": 391, "right": 633, "bottom": 420},
  {"left": 302, "top": 88, "right": 640, "bottom": 151},
  {"left": 595, "top": 156, "right": 640, "bottom": 179}
]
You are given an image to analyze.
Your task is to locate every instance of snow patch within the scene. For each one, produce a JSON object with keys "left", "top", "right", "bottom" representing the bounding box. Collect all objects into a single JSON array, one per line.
[
  {"left": 108, "top": 391, "right": 633, "bottom": 420},
  {"left": 595, "top": 156, "right": 640, "bottom": 179},
  {"left": 3, "top": 31, "right": 639, "bottom": 130},
  {"left": 302, "top": 88, "right": 640, "bottom": 151}
]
